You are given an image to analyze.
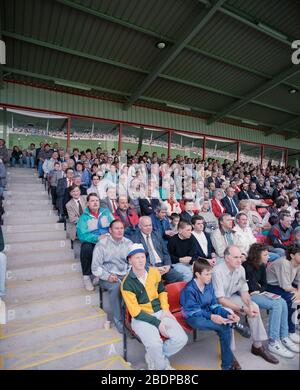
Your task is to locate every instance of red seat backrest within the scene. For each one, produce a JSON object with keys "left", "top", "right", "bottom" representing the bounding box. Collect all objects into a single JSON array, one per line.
[
  {"left": 165, "top": 281, "right": 187, "bottom": 314},
  {"left": 256, "top": 235, "right": 267, "bottom": 244}
]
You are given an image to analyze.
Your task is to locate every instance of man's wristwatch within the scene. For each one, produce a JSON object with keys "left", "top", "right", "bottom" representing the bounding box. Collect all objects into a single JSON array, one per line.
[{"left": 240, "top": 306, "right": 246, "bottom": 315}]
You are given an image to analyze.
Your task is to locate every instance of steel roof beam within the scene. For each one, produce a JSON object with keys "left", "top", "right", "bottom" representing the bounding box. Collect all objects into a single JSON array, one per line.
[
  {"left": 220, "top": 4, "right": 293, "bottom": 46},
  {"left": 55, "top": 0, "right": 300, "bottom": 91},
  {"left": 3, "top": 66, "right": 300, "bottom": 140},
  {"left": 207, "top": 66, "right": 300, "bottom": 124},
  {"left": 5, "top": 31, "right": 300, "bottom": 119},
  {"left": 123, "top": 0, "right": 226, "bottom": 110}
]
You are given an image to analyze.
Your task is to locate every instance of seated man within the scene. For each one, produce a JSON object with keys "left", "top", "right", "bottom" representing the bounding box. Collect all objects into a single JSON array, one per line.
[
  {"left": 77, "top": 193, "right": 114, "bottom": 291},
  {"left": 167, "top": 220, "right": 199, "bottom": 282},
  {"left": 191, "top": 215, "right": 216, "bottom": 266},
  {"left": 233, "top": 212, "right": 280, "bottom": 262},
  {"left": 151, "top": 204, "right": 175, "bottom": 241},
  {"left": 180, "top": 199, "right": 195, "bottom": 224},
  {"left": 268, "top": 211, "right": 295, "bottom": 258},
  {"left": 211, "top": 214, "right": 235, "bottom": 263},
  {"left": 92, "top": 220, "right": 132, "bottom": 334},
  {"left": 221, "top": 187, "right": 239, "bottom": 217},
  {"left": 100, "top": 186, "right": 118, "bottom": 214},
  {"left": 131, "top": 216, "right": 183, "bottom": 284},
  {"left": 212, "top": 245, "right": 279, "bottom": 365},
  {"left": 56, "top": 168, "right": 74, "bottom": 222},
  {"left": 232, "top": 212, "right": 256, "bottom": 258},
  {"left": 121, "top": 243, "right": 188, "bottom": 370},
  {"left": 114, "top": 195, "right": 139, "bottom": 238},
  {"left": 181, "top": 259, "right": 241, "bottom": 370},
  {"left": 139, "top": 192, "right": 160, "bottom": 216},
  {"left": 65, "top": 185, "right": 87, "bottom": 242}
]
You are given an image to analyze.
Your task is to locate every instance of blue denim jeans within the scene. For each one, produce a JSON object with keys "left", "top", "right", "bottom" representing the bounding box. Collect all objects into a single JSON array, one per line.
[
  {"left": 267, "top": 285, "right": 296, "bottom": 333},
  {"left": 38, "top": 160, "right": 44, "bottom": 177},
  {"left": 26, "top": 156, "right": 35, "bottom": 168},
  {"left": 12, "top": 158, "right": 23, "bottom": 167},
  {"left": 268, "top": 252, "right": 281, "bottom": 262},
  {"left": 251, "top": 294, "right": 289, "bottom": 341},
  {"left": 0, "top": 252, "right": 7, "bottom": 297},
  {"left": 186, "top": 316, "right": 233, "bottom": 370}
]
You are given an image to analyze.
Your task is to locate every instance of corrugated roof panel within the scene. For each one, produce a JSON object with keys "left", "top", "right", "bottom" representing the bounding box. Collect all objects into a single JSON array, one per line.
[
  {"left": 164, "top": 49, "right": 265, "bottom": 96},
  {"left": 190, "top": 12, "right": 292, "bottom": 77},
  {"left": 79, "top": 0, "right": 204, "bottom": 40},
  {"left": 286, "top": 73, "right": 300, "bottom": 88},
  {"left": 6, "top": 39, "right": 146, "bottom": 93},
  {"left": 288, "top": 118, "right": 300, "bottom": 131},
  {"left": 145, "top": 79, "right": 236, "bottom": 112},
  {"left": 227, "top": 0, "right": 300, "bottom": 39},
  {"left": 233, "top": 103, "right": 296, "bottom": 126},
  {"left": 4, "top": 0, "right": 164, "bottom": 72},
  {"left": 255, "top": 85, "right": 300, "bottom": 115}
]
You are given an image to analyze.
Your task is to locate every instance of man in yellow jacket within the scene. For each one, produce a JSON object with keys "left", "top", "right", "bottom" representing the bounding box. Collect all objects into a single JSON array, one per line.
[{"left": 121, "top": 243, "right": 188, "bottom": 370}]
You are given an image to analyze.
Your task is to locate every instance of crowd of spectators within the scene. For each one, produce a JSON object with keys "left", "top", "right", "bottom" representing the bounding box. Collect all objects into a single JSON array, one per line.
[{"left": 1, "top": 137, "right": 299, "bottom": 370}]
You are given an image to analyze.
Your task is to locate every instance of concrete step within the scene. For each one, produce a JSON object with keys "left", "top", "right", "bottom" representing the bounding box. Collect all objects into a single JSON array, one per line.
[
  {"left": 8, "top": 248, "right": 75, "bottom": 267},
  {"left": 5, "top": 239, "right": 71, "bottom": 254},
  {"left": 4, "top": 215, "right": 59, "bottom": 225},
  {"left": 4, "top": 209, "right": 56, "bottom": 218},
  {"left": 4, "top": 203, "right": 52, "bottom": 212},
  {"left": 4, "top": 230, "right": 66, "bottom": 243},
  {"left": 0, "top": 306, "right": 106, "bottom": 353},
  {"left": 6, "top": 272, "right": 83, "bottom": 300},
  {"left": 1, "top": 328, "right": 122, "bottom": 370},
  {"left": 2, "top": 223, "right": 65, "bottom": 234},
  {"left": 6, "top": 259, "right": 81, "bottom": 281},
  {"left": 6, "top": 183, "right": 44, "bottom": 188},
  {"left": 4, "top": 191, "right": 49, "bottom": 199},
  {"left": 3, "top": 199, "right": 52, "bottom": 210},
  {"left": 5, "top": 287, "right": 99, "bottom": 321},
  {"left": 77, "top": 355, "right": 131, "bottom": 370}
]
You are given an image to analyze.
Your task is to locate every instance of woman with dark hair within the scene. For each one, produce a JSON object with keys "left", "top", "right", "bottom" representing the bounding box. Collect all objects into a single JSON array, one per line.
[
  {"left": 180, "top": 258, "right": 241, "bottom": 370},
  {"left": 243, "top": 243, "right": 298, "bottom": 358},
  {"left": 11, "top": 146, "right": 23, "bottom": 167},
  {"left": 266, "top": 244, "right": 300, "bottom": 346}
]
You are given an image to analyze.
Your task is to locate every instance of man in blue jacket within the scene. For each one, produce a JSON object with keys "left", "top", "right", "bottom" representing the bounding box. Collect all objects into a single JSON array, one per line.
[{"left": 180, "top": 259, "right": 241, "bottom": 370}]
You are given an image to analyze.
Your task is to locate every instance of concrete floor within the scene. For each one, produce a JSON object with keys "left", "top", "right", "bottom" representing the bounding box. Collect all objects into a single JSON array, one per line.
[{"left": 102, "top": 292, "right": 300, "bottom": 371}]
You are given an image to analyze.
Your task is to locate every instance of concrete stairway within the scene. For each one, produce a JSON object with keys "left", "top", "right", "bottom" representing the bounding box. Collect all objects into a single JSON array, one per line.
[{"left": 0, "top": 168, "right": 129, "bottom": 370}]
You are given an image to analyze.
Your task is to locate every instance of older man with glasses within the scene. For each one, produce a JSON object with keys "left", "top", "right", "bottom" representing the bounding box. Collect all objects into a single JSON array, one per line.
[{"left": 212, "top": 245, "right": 279, "bottom": 365}]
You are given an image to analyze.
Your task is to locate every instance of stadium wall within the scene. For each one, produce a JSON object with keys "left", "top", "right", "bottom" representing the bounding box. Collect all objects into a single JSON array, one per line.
[{"left": 0, "top": 82, "right": 299, "bottom": 151}]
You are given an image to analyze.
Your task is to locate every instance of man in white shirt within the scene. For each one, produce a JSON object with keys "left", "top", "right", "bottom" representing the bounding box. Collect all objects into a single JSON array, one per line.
[
  {"left": 212, "top": 245, "right": 278, "bottom": 364},
  {"left": 233, "top": 212, "right": 256, "bottom": 259}
]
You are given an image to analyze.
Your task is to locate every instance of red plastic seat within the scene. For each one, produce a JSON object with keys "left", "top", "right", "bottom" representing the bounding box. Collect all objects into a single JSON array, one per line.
[{"left": 256, "top": 235, "right": 267, "bottom": 244}]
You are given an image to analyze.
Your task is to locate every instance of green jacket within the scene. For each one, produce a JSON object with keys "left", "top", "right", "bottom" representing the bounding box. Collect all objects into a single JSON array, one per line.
[{"left": 77, "top": 207, "right": 114, "bottom": 244}]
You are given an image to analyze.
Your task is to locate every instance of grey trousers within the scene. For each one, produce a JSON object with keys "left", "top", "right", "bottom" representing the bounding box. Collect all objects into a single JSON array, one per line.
[
  {"left": 131, "top": 310, "right": 188, "bottom": 370},
  {"left": 230, "top": 294, "right": 268, "bottom": 342}
]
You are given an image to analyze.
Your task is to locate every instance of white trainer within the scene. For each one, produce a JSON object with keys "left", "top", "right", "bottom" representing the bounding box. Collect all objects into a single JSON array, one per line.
[
  {"left": 268, "top": 341, "right": 294, "bottom": 359},
  {"left": 83, "top": 275, "right": 94, "bottom": 291},
  {"left": 289, "top": 333, "right": 300, "bottom": 344},
  {"left": 145, "top": 352, "right": 155, "bottom": 370},
  {"left": 282, "top": 337, "right": 300, "bottom": 353}
]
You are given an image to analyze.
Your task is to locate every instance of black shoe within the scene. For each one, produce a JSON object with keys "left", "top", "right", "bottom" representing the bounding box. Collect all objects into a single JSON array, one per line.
[
  {"left": 231, "top": 322, "right": 251, "bottom": 338},
  {"left": 57, "top": 218, "right": 65, "bottom": 223}
]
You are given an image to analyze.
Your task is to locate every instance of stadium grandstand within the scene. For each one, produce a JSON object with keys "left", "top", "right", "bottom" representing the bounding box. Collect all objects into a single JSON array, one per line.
[{"left": 0, "top": 0, "right": 299, "bottom": 376}]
